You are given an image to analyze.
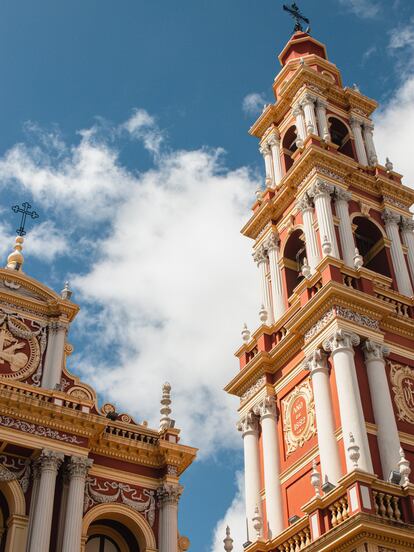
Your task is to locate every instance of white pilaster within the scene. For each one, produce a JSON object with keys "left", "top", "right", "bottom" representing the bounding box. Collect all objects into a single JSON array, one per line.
[
  {"left": 158, "top": 483, "right": 182, "bottom": 552},
  {"left": 29, "top": 450, "right": 64, "bottom": 552},
  {"left": 334, "top": 188, "right": 355, "bottom": 266},
  {"left": 323, "top": 330, "right": 373, "bottom": 473},
  {"left": 267, "top": 133, "right": 283, "bottom": 188},
  {"left": 296, "top": 194, "right": 320, "bottom": 273},
  {"left": 237, "top": 413, "right": 262, "bottom": 541},
  {"left": 304, "top": 350, "right": 342, "bottom": 485},
  {"left": 401, "top": 217, "right": 414, "bottom": 284},
  {"left": 362, "top": 341, "right": 401, "bottom": 479},
  {"left": 382, "top": 210, "right": 413, "bottom": 297},
  {"left": 62, "top": 456, "right": 93, "bottom": 552},
  {"left": 309, "top": 180, "right": 339, "bottom": 258},
  {"left": 253, "top": 397, "right": 283, "bottom": 539},
  {"left": 292, "top": 104, "right": 306, "bottom": 144},
  {"left": 259, "top": 143, "right": 274, "bottom": 188},
  {"left": 265, "top": 233, "right": 285, "bottom": 321},
  {"left": 301, "top": 95, "right": 318, "bottom": 136},
  {"left": 350, "top": 116, "right": 368, "bottom": 166},
  {"left": 315, "top": 99, "right": 330, "bottom": 141},
  {"left": 362, "top": 122, "right": 378, "bottom": 166},
  {"left": 41, "top": 321, "right": 67, "bottom": 390},
  {"left": 253, "top": 246, "right": 273, "bottom": 325}
]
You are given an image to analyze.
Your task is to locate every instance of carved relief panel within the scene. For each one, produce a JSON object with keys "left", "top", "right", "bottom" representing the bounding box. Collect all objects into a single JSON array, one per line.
[
  {"left": 390, "top": 362, "right": 414, "bottom": 425},
  {"left": 282, "top": 379, "right": 316, "bottom": 456}
]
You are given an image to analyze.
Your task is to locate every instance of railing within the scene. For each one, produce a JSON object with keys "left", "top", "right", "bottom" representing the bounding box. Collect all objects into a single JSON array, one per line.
[
  {"left": 372, "top": 490, "right": 403, "bottom": 522},
  {"left": 328, "top": 495, "right": 349, "bottom": 527},
  {"left": 375, "top": 292, "right": 411, "bottom": 318},
  {"left": 277, "top": 527, "right": 311, "bottom": 551},
  {"left": 104, "top": 423, "right": 159, "bottom": 445}
]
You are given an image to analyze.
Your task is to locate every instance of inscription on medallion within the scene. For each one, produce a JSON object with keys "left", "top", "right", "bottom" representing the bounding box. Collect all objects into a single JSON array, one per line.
[
  {"left": 282, "top": 380, "right": 316, "bottom": 456},
  {"left": 390, "top": 362, "right": 414, "bottom": 424}
]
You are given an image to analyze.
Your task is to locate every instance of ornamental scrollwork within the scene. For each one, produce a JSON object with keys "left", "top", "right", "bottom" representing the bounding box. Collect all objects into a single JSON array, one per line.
[
  {"left": 240, "top": 375, "right": 266, "bottom": 404},
  {"left": 390, "top": 362, "right": 414, "bottom": 425},
  {"left": 282, "top": 380, "right": 316, "bottom": 456},
  {"left": 0, "top": 415, "right": 84, "bottom": 445},
  {"left": 0, "top": 455, "right": 31, "bottom": 493}
]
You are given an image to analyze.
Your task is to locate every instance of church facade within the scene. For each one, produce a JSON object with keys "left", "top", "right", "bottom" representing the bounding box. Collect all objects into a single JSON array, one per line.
[
  {"left": 0, "top": 235, "right": 196, "bottom": 549},
  {"left": 225, "top": 29, "right": 414, "bottom": 552}
]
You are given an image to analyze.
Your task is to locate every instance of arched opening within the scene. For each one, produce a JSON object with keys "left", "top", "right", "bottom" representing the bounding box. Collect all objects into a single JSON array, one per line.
[
  {"left": 86, "top": 520, "right": 138, "bottom": 552},
  {"left": 0, "top": 491, "right": 9, "bottom": 552},
  {"left": 282, "top": 229, "right": 307, "bottom": 298},
  {"left": 353, "top": 217, "right": 392, "bottom": 278},
  {"left": 329, "top": 117, "right": 354, "bottom": 159},
  {"left": 282, "top": 126, "right": 298, "bottom": 173}
]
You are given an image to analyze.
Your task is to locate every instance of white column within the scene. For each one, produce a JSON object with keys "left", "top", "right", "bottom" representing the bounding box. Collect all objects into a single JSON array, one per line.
[
  {"left": 362, "top": 122, "right": 378, "bottom": 166},
  {"left": 158, "top": 483, "right": 182, "bottom": 552},
  {"left": 253, "top": 397, "right": 283, "bottom": 539},
  {"left": 350, "top": 116, "right": 368, "bottom": 166},
  {"left": 315, "top": 99, "right": 330, "bottom": 141},
  {"left": 259, "top": 143, "right": 274, "bottom": 188},
  {"left": 383, "top": 209, "right": 413, "bottom": 297},
  {"left": 268, "top": 133, "right": 283, "bottom": 188},
  {"left": 266, "top": 233, "right": 285, "bottom": 321},
  {"left": 62, "top": 456, "right": 93, "bottom": 552},
  {"left": 26, "top": 460, "right": 41, "bottom": 551},
  {"left": 334, "top": 188, "right": 355, "bottom": 267},
  {"left": 237, "top": 413, "right": 262, "bottom": 542},
  {"left": 253, "top": 246, "right": 273, "bottom": 324},
  {"left": 56, "top": 471, "right": 69, "bottom": 552},
  {"left": 304, "top": 350, "right": 342, "bottom": 485},
  {"left": 401, "top": 217, "right": 414, "bottom": 284},
  {"left": 362, "top": 341, "right": 400, "bottom": 479},
  {"left": 292, "top": 104, "right": 306, "bottom": 144},
  {"left": 301, "top": 95, "right": 318, "bottom": 136},
  {"left": 41, "top": 321, "right": 67, "bottom": 390},
  {"left": 29, "top": 450, "right": 64, "bottom": 552},
  {"left": 309, "top": 180, "right": 339, "bottom": 258},
  {"left": 296, "top": 194, "right": 320, "bottom": 273},
  {"left": 323, "top": 330, "right": 373, "bottom": 473}
]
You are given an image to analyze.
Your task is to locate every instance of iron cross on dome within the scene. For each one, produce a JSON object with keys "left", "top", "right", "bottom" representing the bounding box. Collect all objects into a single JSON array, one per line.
[
  {"left": 283, "top": 2, "right": 311, "bottom": 33},
  {"left": 11, "top": 202, "right": 39, "bottom": 236}
]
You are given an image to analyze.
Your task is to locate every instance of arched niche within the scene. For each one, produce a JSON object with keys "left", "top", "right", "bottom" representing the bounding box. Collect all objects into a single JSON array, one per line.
[
  {"left": 281, "top": 228, "right": 307, "bottom": 298},
  {"left": 352, "top": 215, "right": 392, "bottom": 278}
]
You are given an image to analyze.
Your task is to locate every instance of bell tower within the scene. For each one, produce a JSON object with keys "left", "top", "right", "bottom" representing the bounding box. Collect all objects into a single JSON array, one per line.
[{"left": 226, "top": 16, "right": 414, "bottom": 552}]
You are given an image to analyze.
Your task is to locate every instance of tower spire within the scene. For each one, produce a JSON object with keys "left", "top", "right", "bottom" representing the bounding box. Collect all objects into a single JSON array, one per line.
[{"left": 283, "top": 2, "right": 311, "bottom": 34}]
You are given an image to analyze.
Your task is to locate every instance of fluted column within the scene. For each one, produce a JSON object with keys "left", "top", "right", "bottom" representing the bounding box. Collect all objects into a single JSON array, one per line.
[
  {"left": 266, "top": 233, "right": 285, "bottom": 321},
  {"left": 309, "top": 180, "right": 339, "bottom": 258},
  {"left": 158, "top": 483, "right": 182, "bottom": 552},
  {"left": 301, "top": 95, "right": 318, "bottom": 136},
  {"left": 304, "top": 350, "right": 342, "bottom": 485},
  {"left": 62, "top": 456, "right": 93, "bottom": 552},
  {"left": 26, "top": 460, "right": 41, "bottom": 551},
  {"left": 334, "top": 188, "right": 355, "bottom": 266},
  {"left": 296, "top": 194, "right": 320, "bottom": 273},
  {"left": 259, "top": 143, "right": 274, "bottom": 187},
  {"left": 350, "top": 116, "right": 368, "bottom": 166},
  {"left": 253, "top": 397, "right": 283, "bottom": 538},
  {"left": 268, "top": 133, "right": 283, "bottom": 188},
  {"left": 362, "top": 122, "right": 378, "bottom": 166},
  {"left": 323, "top": 330, "right": 373, "bottom": 473},
  {"left": 401, "top": 217, "right": 414, "bottom": 284},
  {"left": 292, "top": 104, "right": 306, "bottom": 144},
  {"left": 237, "top": 413, "right": 262, "bottom": 541},
  {"left": 382, "top": 210, "right": 413, "bottom": 296},
  {"left": 253, "top": 246, "right": 273, "bottom": 324},
  {"left": 362, "top": 341, "right": 401, "bottom": 479},
  {"left": 41, "top": 321, "right": 67, "bottom": 390},
  {"left": 29, "top": 450, "right": 64, "bottom": 552},
  {"left": 315, "top": 99, "right": 330, "bottom": 141}
]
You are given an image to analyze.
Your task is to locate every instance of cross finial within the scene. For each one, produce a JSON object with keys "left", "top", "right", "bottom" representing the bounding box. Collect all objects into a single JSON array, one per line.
[
  {"left": 283, "top": 2, "right": 311, "bottom": 33},
  {"left": 11, "top": 202, "right": 39, "bottom": 237}
]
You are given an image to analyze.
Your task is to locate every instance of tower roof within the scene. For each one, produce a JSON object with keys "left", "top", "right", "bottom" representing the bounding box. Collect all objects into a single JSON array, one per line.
[{"left": 278, "top": 31, "right": 328, "bottom": 66}]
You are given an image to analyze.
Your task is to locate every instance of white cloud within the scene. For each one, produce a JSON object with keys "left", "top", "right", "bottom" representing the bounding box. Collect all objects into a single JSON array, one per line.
[
  {"left": 242, "top": 93, "right": 267, "bottom": 116},
  {"left": 211, "top": 472, "right": 246, "bottom": 552},
  {"left": 121, "top": 108, "right": 164, "bottom": 156},
  {"left": 25, "top": 221, "right": 69, "bottom": 261},
  {"left": 337, "top": 0, "right": 379, "bottom": 18}
]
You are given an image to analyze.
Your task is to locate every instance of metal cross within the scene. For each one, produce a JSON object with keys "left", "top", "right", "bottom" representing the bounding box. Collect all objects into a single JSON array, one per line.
[
  {"left": 11, "top": 202, "right": 39, "bottom": 236},
  {"left": 283, "top": 2, "right": 310, "bottom": 33}
]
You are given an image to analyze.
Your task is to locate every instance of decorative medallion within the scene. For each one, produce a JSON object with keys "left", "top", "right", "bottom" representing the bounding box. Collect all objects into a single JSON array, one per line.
[
  {"left": 390, "top": 362, "right": 414, "bottom": 425},
  {"left": 282, "top": 380, "right": 316, "bottom": 455}
]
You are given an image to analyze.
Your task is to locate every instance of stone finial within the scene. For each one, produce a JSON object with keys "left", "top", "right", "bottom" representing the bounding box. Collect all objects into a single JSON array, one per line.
[
  {"left": 159, "top": 382, "right": 174, "bottom": 431},
  {"left": 6, "top": 236, "right": 24, "bottom": 271},
  {"left": 301, "top": 258, "right": 311, "bottom": 279},
  {"left": 252, "top": 505, "right": 263, "bottom": 539},
  {"left": 310, "top": 460, "right": 321, "bottom": 497},
  {"left": 223, "top": 526, "right": 234, "bottom": 552},
  {"left": 61, "top": 281, "right": 73, "bottom": 301},
  {"left": 348, "top": 433, "right": 360, "bottom": 469},
  {"left": 259, "top": 304, "right": 268, "bottom": 324},
  {"left": 385, "top": 157, "right": 394, "bottom": 173},
  {"left": 322, "top": 236, "right": 332, "bottom": 255},
  {"left": 241, "top": 323, "right": 251, "bottom": 344},
  {"left": 352, "top": 83, "right": 361, "bottom": 93},
  {"left": 399, "top": 447, "right": 411, "bottom": 488},
  {"left": 255, "top": 189, "right": 263, "bottom": 203},
  {"left": 353, "top": 248, "right": 363, "bottom": 269}
]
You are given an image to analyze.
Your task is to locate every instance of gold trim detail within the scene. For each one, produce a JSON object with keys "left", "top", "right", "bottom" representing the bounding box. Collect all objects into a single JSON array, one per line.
[{"left": 390, "top": 361, "right": 414, "bottom": 425}]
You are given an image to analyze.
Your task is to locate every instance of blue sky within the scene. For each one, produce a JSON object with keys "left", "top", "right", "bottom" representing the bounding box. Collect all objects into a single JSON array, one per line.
[{"left": 1, "top": 0, "right": 414, "bottom": 550}]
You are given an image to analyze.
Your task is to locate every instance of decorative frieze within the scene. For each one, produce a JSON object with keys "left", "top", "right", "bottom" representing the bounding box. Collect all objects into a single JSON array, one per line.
[
  {"left": 240, "top": 375, "right": 266, "bottom": 403},
  {"left": 282, "top": 380, "right": 316, "bottom": 455},
  {"left": 390, "top": 362, "right": 414, "bottom": 425},
  {"left": 0, "top": 454, "right": 31, "bottom": 493},
  {"left": 304, "top": 306, "right": 379, "bottom": 343},
  {"left": 0, "top": 415, "right": 85, "bottom": 445}
]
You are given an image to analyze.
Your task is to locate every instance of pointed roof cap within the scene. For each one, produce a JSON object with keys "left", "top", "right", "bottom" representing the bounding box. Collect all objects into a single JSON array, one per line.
[{"left": 278, "top": 31, "right": 328, "bottom": 66}]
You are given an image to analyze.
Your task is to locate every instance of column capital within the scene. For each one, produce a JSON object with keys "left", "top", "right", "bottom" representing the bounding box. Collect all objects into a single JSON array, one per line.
[
  {"left": 323, "top": 330, "right": 360, "bottom": 354},
  {"left": 349, "top": 115, "right": 363, "bottom": 128},
  {"left": 309, "top": 179, "right": 334, "bottom": 199},
  {"left": 363, "top": 121, "right": 375, "bottom": 132},
  {"left": 253, "top": 396, "right": 277, "bottom": 421},
  {"left": 362, "top": 340, "right": 389, "bottom": 363},
  {"left": 38, "top": 449, "right": 64, "bottom": 472},
  {"left": 253, "top": 245, "right": 268, "bottom": 266},
  {"left": 316, "top": 98, "right": 328, "bottom": 109},
  {"left": 401, "top": 217, "right": 414, "bottom": 232},
  {"left": 292, "top": 104, "right": 303, "bottom": 117},
  {"left": 334, "top": 187, "right": 352, "bottom": 203},
  {"left": 259, "top": 143, "right": 271, "bottom": 156},
  {"left": 66, "top": 456, "right": 93, "bottom": 479},
  {"left": 300, "top": 93, "right": 317, "bottom": 107},
  {"left": 303, "top": 349, "right": 329, "bottom": 376},
  {"left": 382, "top": 208, "right": 400, "bottom": 225},
  {"left": 267, "top": 133, "right": 280, "bottom": 147},
  {"left": 237, "top": 412, "right": 259, "bottom": 436},
  {"left": 296, "top": 193, "right": 313, "bottom": 212},
  {"left": 157, "top": 482, "right": 183, "bottom": 506},
  {"left": 265, "top": 232, "right": 280, "bottom": 252}
]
